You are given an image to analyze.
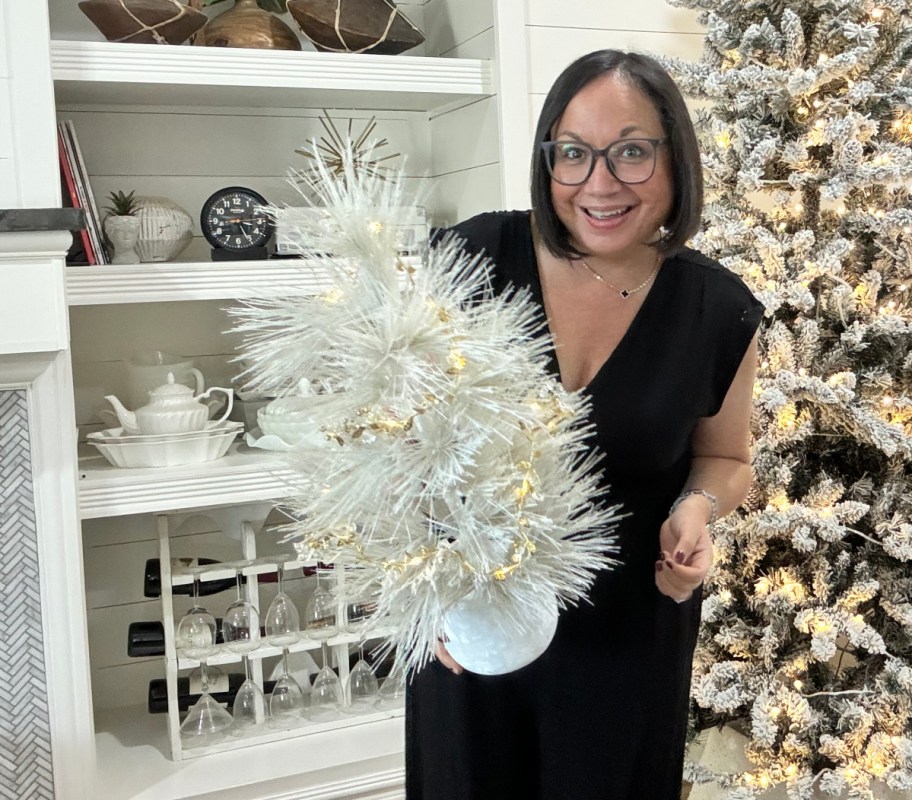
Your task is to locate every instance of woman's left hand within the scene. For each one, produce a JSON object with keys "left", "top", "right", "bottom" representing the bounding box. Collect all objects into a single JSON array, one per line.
[{"left": 655, "top": 499, "right": 714, "bottom": 603}]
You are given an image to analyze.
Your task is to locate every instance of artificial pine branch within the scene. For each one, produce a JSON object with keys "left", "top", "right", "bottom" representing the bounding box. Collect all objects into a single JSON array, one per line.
[{"left": 665, "top": 1, "right": 912, "bottom": 796}]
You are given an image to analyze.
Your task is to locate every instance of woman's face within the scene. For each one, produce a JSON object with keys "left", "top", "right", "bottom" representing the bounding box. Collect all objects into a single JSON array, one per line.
[{"left": 549, "top": 73, "right": 672, "bottom": 265}]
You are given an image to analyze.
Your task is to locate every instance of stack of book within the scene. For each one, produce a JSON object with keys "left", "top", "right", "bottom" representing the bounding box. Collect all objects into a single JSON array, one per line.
[{"left": 57, "top": 119, "right": 107, "bottom": 265}]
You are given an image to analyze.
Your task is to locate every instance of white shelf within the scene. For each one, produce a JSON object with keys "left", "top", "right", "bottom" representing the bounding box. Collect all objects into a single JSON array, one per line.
[
  {"left": 51, "top": 40, "right": 493, "bottom": 111},
  {"left": 65, "top": 256, "right": 420, "bottom": 304},
  {"left": 78, "top": 443, "right": 295, "bottom": 519},
  {"left": 66, "top": 258, "right": 323, "bottom": 305},
  {"left": 94, "top": 705, "right": 404, "bottom": 800}
]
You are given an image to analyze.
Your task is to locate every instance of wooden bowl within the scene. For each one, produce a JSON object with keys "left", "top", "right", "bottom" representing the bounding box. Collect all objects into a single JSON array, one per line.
[
  {"left": 286, "top": 0, "right": 425, "bottom": 55},
  {"left": 78, "top": 0, "right": 207, "bottom": 45}
]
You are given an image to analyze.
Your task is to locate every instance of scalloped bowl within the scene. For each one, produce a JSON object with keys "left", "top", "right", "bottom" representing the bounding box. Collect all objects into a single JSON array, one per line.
[{"left": 90, "top": 427, "right": 239, "bottom": 468}]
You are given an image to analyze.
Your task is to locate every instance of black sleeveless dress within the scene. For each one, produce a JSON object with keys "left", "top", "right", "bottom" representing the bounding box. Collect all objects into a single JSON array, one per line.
[{"left": 406, "top": 211, "right": 763, "bottom": 800}]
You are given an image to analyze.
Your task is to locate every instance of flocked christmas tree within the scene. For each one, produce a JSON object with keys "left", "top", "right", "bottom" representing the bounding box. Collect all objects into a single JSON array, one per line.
[{"left": 665, "top": 1, "right": 912, "bottom": 797}]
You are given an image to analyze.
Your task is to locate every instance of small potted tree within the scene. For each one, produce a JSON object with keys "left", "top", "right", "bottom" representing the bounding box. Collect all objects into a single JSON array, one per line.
[{"left": 103, "top": 190, "right": 141, "bottom": 265}]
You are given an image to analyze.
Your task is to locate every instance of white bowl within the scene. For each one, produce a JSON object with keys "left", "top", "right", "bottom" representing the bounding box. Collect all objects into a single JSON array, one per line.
[
  {"left": 89, "top": 427, "right": 239, "bottom": 468},
  {"left": 88, "top": 420, "right": 243, "bottom": 445}
]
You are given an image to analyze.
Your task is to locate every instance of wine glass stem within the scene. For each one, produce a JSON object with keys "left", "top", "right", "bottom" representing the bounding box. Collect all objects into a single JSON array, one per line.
[
  {"left": 192, "top": 575, "right": 201, "bottom": 608},
  {"left": 282, "top": 649, "right": 289, "bottom": 676},
  {"left": 200, "top": 661, "right": 209, "bottom": 694},
  {"left": 243, "top": 655, "right": 250, "bottom": 681},
  {"left": 235, "top": 571, "right": 244, "bottom": 602},
  {"left": 321, "top": 641, "right": 330, "bottom": 670}
]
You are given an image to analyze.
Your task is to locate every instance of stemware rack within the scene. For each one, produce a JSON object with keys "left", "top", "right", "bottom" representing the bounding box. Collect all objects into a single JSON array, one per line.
[{"left": 156, "top": 509, "right": 402, "bottom": 761}]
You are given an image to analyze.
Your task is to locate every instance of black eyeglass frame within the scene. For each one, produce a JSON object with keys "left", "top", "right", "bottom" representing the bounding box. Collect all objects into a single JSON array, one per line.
[{"left": 540, "top": 138, "right": 669, "bottom": 186}]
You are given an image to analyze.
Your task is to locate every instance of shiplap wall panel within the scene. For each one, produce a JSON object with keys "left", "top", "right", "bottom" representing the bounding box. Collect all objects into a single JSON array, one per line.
[
  {"left": 425, "top": 0, "right": 494, "bottom": 57},
  {"left": 525, "top": 2, "right": 702, "bottom": 33},
  {"left": 429, "top": 97, "right": 499, "bottom": 177},
  {"left": 527, "top": 27, "right": 704, "bottom": 95},
  {"left": 429, "top": 162, "right": 501, "bottom": 226},
  {"left": 70, "top": 301, "right": 240, "bottom": 427}
]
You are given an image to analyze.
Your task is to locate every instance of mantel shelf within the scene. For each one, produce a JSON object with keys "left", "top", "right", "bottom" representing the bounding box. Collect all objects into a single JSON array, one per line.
[
  {"left": 51, "top": 40, "right": 494, "bottom": 111},
  {"left": 78, "top": 443, "right": 297, "bottom": 519}
]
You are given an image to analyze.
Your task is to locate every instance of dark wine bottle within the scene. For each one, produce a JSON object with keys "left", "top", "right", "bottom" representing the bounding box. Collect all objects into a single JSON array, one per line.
[
  {"left": 143, "top": 558, "right": 291, "bottom": 598},
  {"left": 127, "top": 620, "right": 226, "bottom": 658},
  {"left": 147, "top": 673, "right": 277, "bottom": 713}
]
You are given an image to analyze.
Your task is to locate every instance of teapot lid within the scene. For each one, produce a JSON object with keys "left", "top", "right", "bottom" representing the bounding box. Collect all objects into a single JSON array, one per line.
[{"left": 150, "top": 372, "right": 194, "bottom": 397}]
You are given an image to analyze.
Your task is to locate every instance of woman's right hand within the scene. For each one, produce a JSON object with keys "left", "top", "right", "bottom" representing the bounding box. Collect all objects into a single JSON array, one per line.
[{"left": 436, "top": 641, "right": 464, "bottom": 675}]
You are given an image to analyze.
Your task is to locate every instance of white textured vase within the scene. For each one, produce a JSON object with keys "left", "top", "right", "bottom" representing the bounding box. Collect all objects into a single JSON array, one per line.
[
  {"left": 134, "top": 196, "right": 193, "bottom": 262},
  {"left": 103, "top": 215, "right": 141, "bottom": 264},
  {"left": 442, "top": 590, "right": 559, "bottom": 675}
]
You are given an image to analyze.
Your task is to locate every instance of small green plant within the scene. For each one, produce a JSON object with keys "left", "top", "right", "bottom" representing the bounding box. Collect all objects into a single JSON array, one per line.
[
  {"left": 203, "top": 0, "right": 287, "bottom": 12},
  {"left": 104, "top": 190, "right": 138, "bottom": 216}
]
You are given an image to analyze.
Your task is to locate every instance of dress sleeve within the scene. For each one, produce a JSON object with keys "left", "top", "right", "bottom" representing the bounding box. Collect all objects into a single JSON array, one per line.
[{"left": 704, "top": 267, "right": 764, "bottom": 416}]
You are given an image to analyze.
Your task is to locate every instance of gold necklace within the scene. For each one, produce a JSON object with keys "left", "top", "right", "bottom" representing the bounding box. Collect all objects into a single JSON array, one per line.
[{"left": 577, "top": 256, "right": 661, "bottom": 300}]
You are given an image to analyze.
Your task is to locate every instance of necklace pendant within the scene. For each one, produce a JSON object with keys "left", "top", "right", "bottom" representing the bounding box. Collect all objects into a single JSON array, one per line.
[{"left": 619, "top": 289, "right": 631, "bottom": 299}]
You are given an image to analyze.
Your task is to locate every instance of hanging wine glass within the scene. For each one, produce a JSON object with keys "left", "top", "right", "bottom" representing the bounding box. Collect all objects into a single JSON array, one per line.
[
  {"left": 232, "top": 655, "right": 267, "bottom": 729},
  {"left": 265, "top": 565, "right": 300, "bottom": 648},
  {"left": 176, "top": 575, "right": 218, "bottom": 662},
  {"left": 304, "top": 567, "right": 338, "bottom": 640},
  {"left": 305, "top": 569, "right": 342, "bottom": 720},
  {"left": 268, "top": 649, "right": 307, "bottom": 725},
  {"left": 309, "top": 643, "right": 344, "bottom": 721},
  {"left": 222, "top": 571, "right": 260, "bottom": 654},
  {"left": 375, "top": 657, "right": 406, "bottom": 710},
  {"left": 346, "top": 644, "right": 379, "bottom": 712}
]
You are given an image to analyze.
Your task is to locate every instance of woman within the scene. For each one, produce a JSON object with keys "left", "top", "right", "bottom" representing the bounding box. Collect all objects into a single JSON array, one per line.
[{"left": 406, "top": 49, "right": 763, "bottom": 799}]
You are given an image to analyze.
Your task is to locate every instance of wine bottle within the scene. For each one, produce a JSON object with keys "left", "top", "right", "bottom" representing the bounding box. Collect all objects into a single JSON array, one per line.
[
  {"left": 128, "top": 620, "right": 225, "bottom": 658},
  {"left": 144, "top": 558, "right": 236, "bottom": 598},
  {"left": 147, "top": 673, "right": 277, "bottom": 713},
  {"left": 143, "top": 558, "right": 291, "bottom": 598}
]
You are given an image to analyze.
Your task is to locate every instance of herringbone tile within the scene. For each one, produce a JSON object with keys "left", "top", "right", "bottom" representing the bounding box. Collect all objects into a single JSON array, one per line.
[{"left": 0, "top": 390, "right": 55, "bottom": 800}]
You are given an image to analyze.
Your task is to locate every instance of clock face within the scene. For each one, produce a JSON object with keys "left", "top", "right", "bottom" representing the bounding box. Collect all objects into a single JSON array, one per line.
[{"left": 200, "top": 187, "right": 273, "bottom": 251}]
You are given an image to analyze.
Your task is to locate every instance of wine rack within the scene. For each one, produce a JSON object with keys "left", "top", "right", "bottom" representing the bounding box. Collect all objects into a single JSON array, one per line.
[{"left": 155, "top": 506, "right": 403, "bottom": 761}]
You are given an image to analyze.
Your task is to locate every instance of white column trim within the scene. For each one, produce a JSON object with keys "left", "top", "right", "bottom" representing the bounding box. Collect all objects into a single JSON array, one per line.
[
  {"left": 20, "top": 352, "right": 96, "bottom": 800},
  {"left": 493, "top": 0, "right": 532, "bottom": 211}
]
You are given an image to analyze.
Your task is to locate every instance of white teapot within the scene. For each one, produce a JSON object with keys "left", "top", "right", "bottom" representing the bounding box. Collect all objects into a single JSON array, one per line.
[{"left": 105, "top": 373, "right": 234, "bottom": 435}]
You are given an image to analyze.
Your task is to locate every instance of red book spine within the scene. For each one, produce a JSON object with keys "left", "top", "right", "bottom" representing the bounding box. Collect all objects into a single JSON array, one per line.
[{"left": 58, "top": 128, "right": 96, "bottom": 265}]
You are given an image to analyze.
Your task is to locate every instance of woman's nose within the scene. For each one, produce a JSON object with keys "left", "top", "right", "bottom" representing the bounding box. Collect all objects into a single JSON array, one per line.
[{"left": 585, "top": 156, "right": 624, "bottom": 190}]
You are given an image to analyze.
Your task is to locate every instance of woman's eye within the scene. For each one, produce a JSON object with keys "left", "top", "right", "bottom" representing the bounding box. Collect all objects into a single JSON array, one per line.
[
  {"left": 616, "top": 143, "right": 646, "bottom": 160},
  {"left": 557, "top": 144, "right": 587, "bottom": 161}
]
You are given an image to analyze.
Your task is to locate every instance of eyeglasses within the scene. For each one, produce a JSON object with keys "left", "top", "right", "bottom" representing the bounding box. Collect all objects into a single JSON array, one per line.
[{"left": 540, "top": 138, "right": 668, "bottom": 186}]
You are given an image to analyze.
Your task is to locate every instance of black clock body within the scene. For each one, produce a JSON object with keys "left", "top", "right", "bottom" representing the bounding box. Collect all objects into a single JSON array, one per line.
[{"left": 200, "top": 187, "right": 273, "bottom": 260}]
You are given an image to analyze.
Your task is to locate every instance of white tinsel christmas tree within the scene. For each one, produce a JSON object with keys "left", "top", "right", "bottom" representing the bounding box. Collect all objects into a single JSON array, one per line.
[
  {"left": 230, "top": 146, "right": 619, "bottom": 675},
  {"left": 665, "top": 2, "right": 912, "bottom": 798}
]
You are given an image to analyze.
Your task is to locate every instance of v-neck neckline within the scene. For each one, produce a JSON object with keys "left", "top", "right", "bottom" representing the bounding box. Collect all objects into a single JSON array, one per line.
[{"left": 520, "top": 212, "right": 668, "bottom": 393}]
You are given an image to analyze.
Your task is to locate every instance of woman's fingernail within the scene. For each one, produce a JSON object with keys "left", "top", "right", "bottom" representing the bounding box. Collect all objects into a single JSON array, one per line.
[
  {"left": 665, "top": 560, "right": 675, "bottom": 570},
  {"left": 656, "top": 561, "right": 664, "bottom": 572},
  {"left": 674, "top": 551, "right": 685, "bottom": 564}
]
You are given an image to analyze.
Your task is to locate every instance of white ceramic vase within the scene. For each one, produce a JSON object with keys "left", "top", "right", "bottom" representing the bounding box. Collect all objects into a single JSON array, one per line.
[
  {"left": 442, "top": 590, "right": 559, "bottom": 675},
  {"left": 134, "top": 196, "right": 193, "bottom": 262},
  {"left": 103, "top": 215, "right": 141, "bottom": 264}
]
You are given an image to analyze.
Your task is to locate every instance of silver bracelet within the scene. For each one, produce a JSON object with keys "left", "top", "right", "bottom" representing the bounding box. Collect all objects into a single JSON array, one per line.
[{"left": 669, "top": 489, "right": 718, "bottom": 525}]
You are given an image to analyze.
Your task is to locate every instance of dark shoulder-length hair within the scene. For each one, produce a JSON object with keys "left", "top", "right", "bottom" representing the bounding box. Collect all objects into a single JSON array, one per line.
[{"left": 530, "top": 49, "right": 703, "bottom": 259}]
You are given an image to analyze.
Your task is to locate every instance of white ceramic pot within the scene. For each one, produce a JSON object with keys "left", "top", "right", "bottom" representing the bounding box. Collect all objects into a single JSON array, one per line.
[{"left": 104, "top": 215, "right": 141, "bottom": 264}]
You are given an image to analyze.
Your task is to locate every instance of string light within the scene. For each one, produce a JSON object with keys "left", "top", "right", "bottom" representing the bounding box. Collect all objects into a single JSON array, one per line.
[{"left": 871, "top": 7, "right": 884, "bottom": 19}]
